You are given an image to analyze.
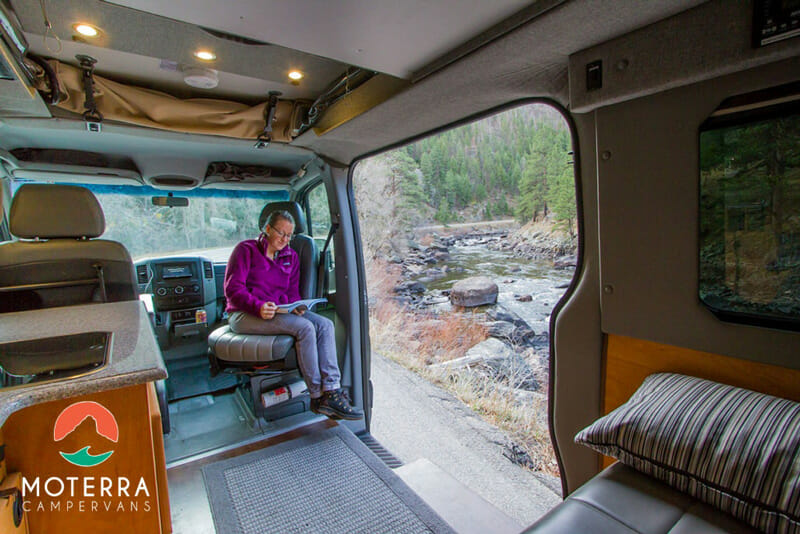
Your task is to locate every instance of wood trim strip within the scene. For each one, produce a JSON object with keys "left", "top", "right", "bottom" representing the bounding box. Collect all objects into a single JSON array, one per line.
[{"left": 604, "top": 335, "right": 800, "bottom": 417}]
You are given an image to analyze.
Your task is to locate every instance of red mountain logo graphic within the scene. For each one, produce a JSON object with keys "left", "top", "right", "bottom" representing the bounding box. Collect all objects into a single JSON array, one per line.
[{"left": 54, "top": 401, "right": 118, "bottom": 467}]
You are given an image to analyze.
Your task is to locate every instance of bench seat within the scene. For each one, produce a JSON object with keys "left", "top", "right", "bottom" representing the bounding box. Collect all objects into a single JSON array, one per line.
[{"left": 524, "top": 463, "right": 758, "bottom": 534}]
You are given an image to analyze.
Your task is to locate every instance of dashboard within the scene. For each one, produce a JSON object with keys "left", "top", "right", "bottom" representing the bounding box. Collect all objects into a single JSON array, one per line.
[{"left": 134, "top": 256, "right": 224, "bottom": 348}]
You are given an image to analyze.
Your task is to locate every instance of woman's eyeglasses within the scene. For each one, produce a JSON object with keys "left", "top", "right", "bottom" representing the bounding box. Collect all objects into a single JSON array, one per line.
[{"left": 269, "top": 228, "right": 294, "bottom": 240}]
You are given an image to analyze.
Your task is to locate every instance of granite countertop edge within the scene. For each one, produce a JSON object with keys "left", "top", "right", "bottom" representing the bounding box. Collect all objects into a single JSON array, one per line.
[{"left": 0, "top": 367, "right": 167, "bottom": 426}]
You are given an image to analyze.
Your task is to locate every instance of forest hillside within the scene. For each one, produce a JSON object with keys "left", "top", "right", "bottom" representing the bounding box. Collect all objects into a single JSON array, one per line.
[{"left": 354, "top": 104, "right": 576, "bottom": 259}]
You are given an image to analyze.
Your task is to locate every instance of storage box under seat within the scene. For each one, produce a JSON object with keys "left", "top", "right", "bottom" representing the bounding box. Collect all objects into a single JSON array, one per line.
[{"left": 249, "top": 372, "right": 310, "bottom": 421}]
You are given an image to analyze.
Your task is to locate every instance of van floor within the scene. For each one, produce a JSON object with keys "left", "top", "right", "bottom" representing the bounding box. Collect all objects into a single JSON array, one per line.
[
  {"left": 163, "top": 341, "right": 237, "bottom": 401},
  {"left": 164, "top": 389, "right": 320, "bottom": 464}
]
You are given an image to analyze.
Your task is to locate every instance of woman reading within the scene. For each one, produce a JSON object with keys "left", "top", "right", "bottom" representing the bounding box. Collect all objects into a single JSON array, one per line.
[{"left": 224, "top": 209, "right": 363, "bottom": 420}]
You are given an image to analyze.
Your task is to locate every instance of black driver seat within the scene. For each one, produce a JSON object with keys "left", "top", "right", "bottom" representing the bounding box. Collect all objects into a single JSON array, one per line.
[{"left": 207, "top": 201, "right": 319, "bottom": 374}]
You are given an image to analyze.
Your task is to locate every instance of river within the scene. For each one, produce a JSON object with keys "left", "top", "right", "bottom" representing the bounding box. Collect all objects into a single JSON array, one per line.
[{"left": 406, "top": 236, "right": 575, "bottom": 336}]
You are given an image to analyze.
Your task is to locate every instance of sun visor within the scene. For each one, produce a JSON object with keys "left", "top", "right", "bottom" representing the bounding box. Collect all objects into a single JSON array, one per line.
[{"left": 43, "top": 59, "right": 308, "bottom": 142}]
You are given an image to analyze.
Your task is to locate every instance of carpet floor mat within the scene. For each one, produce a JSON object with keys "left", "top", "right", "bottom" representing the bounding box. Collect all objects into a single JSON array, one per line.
[{"left": 202, "top": 425, "right": 455, "bottom": 534}]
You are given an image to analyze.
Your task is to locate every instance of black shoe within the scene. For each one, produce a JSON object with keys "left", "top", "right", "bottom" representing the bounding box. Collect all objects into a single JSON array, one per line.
[
  {"left": 310, "top": 396, "right": 340, "bottom": 419},
  {"left": 317, "top": 389, "right": 364, "bottom": 421}
]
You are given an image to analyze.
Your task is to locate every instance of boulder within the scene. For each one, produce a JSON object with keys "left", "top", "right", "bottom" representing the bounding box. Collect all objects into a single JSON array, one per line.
[
  {"left": 489, "top": 322, "right": 536, "bottom": 345},
  {"left": 392, "top": 296, "right": 414, "bottom": 306},
  {"left": 553, "top": 255, "right": 577, "bottom": 269},
  {"left": 421, "top": 295, "right": 450, "bottom": 306},
  {"left": 488, "top": 321, "right": 516, "bottom": 340},
  {"left": 450, "top": 276, "right": 498, "bottom": 307},
  {"left": 393, "top": 280, "right": 426, "bottom": 295},
  {"left": 487, "top": 306, "right": 536, "bottom": 342},
  {"left": 433, "top": 338, "right": 515, "bottom": 370},
  {"left": 515, "top": 294, "right": 533, "bottom": 302},
  {"left": 487, "top": 306, "right": 529, "bottom": 329}
]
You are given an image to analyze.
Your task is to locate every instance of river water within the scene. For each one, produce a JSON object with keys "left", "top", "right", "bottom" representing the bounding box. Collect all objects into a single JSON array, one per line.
[{"left": 407, "top": 238, "right": 575, "bottom": 336}]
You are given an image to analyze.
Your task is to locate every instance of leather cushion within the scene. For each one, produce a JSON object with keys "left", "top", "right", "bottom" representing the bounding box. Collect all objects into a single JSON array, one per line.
[
  {"left": 208, "top": 325, "right": 295, "bottom": 363},
  {"left": 10, "top": 184, "right": 105, "bottom": 239},
  {"left": 524, "top": 463, "right": 759, "bottom": 533}
]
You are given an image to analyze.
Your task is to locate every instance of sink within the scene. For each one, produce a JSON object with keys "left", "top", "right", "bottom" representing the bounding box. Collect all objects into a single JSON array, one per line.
[{"left": 0, "top": 331, "right": 111, "bottom": 387}]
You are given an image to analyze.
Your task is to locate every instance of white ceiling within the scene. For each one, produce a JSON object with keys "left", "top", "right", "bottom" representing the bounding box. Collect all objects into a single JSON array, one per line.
[{"left": 106, "top": 0, "right": 534, "bottom": 79}]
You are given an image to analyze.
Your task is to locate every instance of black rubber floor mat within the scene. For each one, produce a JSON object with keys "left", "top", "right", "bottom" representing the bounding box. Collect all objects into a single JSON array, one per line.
[
  {"left": 166, "top": 356, "right": 237, "bottom": 401},
  {"left": 358, "top": 433, "right": 404, "bottom": 468}
]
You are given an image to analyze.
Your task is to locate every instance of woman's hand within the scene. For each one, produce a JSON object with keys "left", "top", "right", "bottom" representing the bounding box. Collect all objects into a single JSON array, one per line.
[{"left": 260, "top": 301, "right": 278, "bottom": 320}]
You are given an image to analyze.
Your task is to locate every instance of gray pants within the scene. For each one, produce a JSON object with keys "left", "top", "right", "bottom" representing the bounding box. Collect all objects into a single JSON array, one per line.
[{"left": 228, "top": 310, "right": 341, "bottom": 398}]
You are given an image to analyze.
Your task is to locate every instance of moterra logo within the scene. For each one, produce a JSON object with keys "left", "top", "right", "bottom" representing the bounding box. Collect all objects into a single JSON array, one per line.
[{"left": 53, "top": 401, "right": 118, "bottom": 467}]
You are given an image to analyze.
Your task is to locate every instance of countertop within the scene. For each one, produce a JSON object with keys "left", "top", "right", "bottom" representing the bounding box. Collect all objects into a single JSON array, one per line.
[{"left": 0, "top": 300, "right": 167, "bottom": 425}]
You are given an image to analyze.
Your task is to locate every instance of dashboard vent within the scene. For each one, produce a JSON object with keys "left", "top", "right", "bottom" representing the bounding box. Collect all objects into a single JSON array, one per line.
[
  {"left": 136, "top": 264, "right": 149, "bottom": 284},
  {"left": 203, "top": 261, "right": 213, "bottom": 279}
]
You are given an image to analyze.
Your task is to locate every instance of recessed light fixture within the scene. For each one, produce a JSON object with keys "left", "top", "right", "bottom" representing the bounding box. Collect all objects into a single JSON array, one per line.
[
  {"left": 74, "top": 23, "right": 99, "bottom": 37},
  {"left": 194, "top": 50, "right": 216, "bottom": 61},
  {"left": 288, "top": 70, "right": 303, "bottom": 81}
]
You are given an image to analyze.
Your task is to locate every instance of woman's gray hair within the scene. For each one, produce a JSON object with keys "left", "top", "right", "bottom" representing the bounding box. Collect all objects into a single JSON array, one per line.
[{"left": 264, "top": 209, "right": 295, "bottom": 231}]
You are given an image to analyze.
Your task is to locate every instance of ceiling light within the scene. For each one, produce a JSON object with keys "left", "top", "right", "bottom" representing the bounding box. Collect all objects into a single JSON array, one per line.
[
  {"left": 288, "top": 70, "right": 303, "bottom": 81},
  {"left": 194, "top": 50, "right": 216, "bottom": 61},
  {"left": 183, "top": 67, "right": 218, "bottom": 89},
  {"left": 74, "top": 24, "right": 99, "bottom": 37}
]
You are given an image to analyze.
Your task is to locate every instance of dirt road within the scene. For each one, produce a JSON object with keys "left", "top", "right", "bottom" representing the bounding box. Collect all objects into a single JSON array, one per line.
[{"left": 368, "top": 351, "right": 561, "bottom": 527}]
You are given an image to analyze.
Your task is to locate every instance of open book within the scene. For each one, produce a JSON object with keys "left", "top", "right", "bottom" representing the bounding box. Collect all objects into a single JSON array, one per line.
[{"left": 276, "top": 298, "right": 328, "bottom": 314}]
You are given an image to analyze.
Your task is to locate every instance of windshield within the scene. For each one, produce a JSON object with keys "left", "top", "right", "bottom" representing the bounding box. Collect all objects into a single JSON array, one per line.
[{"left": 11, "top": 181, "right": 289, "bottom": 262}]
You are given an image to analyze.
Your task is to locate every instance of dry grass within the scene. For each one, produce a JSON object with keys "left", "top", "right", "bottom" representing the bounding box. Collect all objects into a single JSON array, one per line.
[
  {"left": 366, "top": 259, "right": 560, "bottom": 477},
  {"left": 442, "top": 370, "right": 558, "bottom": 474}
]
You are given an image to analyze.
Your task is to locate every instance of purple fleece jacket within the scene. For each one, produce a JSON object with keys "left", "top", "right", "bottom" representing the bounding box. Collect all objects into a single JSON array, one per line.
[{"left": 224, "top": 237, "right": 301, "bottom": 316}]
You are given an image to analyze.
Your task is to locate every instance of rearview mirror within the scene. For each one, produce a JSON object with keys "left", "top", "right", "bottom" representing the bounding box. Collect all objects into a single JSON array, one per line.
[{"left": 152, "top": 196, "right": 188, "bottom": 207}]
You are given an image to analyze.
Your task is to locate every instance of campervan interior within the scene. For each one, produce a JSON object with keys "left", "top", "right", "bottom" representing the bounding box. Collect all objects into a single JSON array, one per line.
[{"left": 0, "top": 0, "right": 798, "bottom": 533}]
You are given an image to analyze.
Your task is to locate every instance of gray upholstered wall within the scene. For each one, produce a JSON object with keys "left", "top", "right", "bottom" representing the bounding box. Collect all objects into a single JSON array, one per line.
[{"left": 595, "top": 56, "right": 800, "bottom": 368}]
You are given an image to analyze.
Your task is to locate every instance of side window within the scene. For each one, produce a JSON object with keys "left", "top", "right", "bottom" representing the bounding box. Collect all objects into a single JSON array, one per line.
[
  {"left": 306, "top": 183, "right": 331, "bottom": 238},
  {"left": 305, "top": 182, "right": 335, "bottom": 294},
  {"left": 699, "top": 100, "right": 800, "bottom": 331}
]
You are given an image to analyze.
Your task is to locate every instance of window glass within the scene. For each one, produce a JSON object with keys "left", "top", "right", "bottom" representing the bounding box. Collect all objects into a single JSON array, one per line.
[
  {"left": 699, "top": 104, "right": 800, "bottom": 330},
  {"left": 10, "top": 180, "right": 288, "bottom": 261},
  {"left": 306, "top": 182, "right": 331, "bottom": 238}
]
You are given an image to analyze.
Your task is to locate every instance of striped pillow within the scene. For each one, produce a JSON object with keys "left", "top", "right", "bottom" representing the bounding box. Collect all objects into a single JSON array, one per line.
[{"left": 575, "top": 373, "right": 800, "bottom": 534}]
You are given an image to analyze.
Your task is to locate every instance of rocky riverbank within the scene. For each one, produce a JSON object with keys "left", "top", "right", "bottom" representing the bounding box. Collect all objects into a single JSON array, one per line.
[
  {"left": 487, "top": 220, "right": 577, "bottom": 265},
  {"left": 368, "top": 223, "right": 576, "bottom": 473}
]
